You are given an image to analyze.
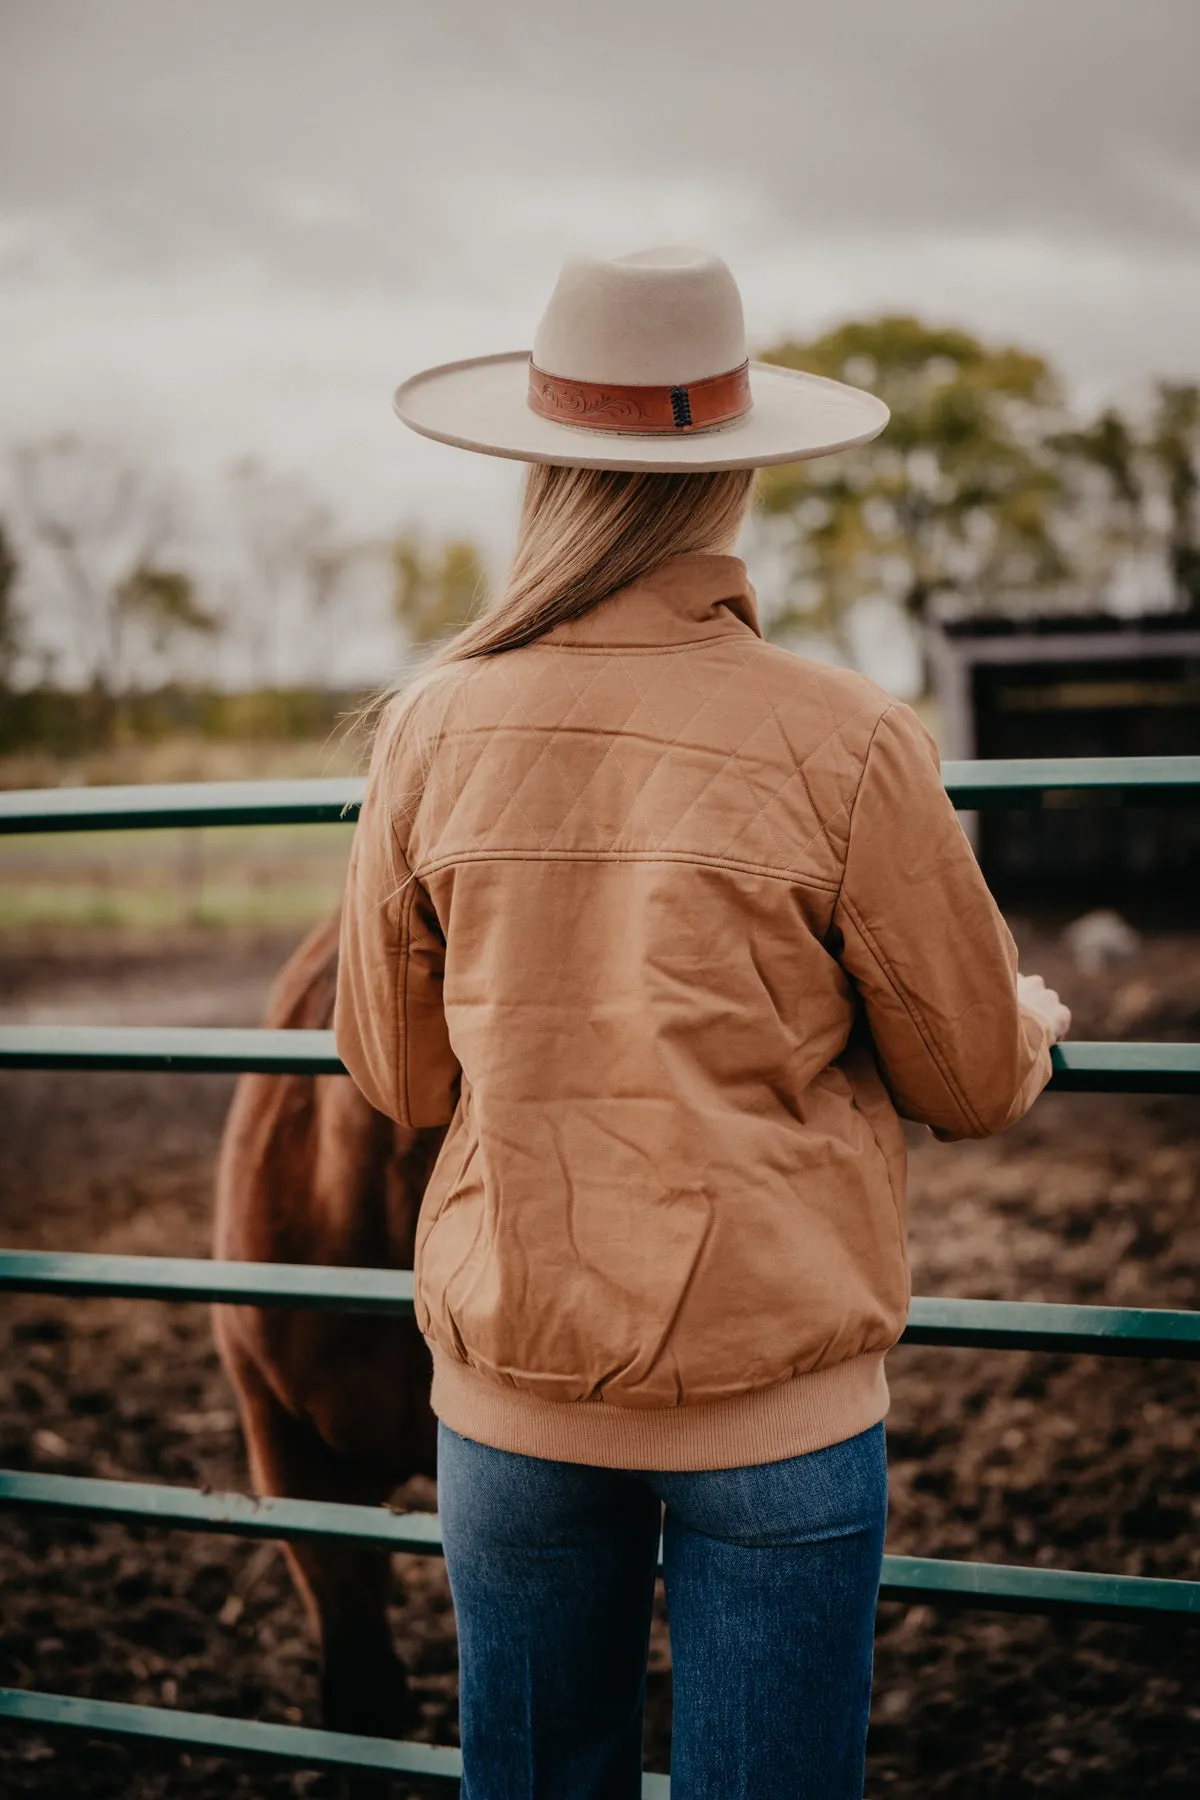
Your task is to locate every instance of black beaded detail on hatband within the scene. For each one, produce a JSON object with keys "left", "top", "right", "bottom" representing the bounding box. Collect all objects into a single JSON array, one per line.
[{"left": 669, "top": 386, "right": 693, "bottom": 429}]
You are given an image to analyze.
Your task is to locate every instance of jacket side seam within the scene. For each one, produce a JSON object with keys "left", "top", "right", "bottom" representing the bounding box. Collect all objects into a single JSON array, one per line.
[
  {"left": 838, "top": 890, "right": 984, "bottom": 1136},
  {"left": 384, "top": 804, "right": 413, "bottom": 1127},
  {"left": 396, "top": 876, "right": 417, "bottom": 1127},
  {"left": 844, "top": 1074, "right": 910, "bottom": 1292},
  {"left": 831, "top": 701, "right": 899, "bottom": 915}
]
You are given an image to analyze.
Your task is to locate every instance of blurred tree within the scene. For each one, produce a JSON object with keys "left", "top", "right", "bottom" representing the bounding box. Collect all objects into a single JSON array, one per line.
[
  {"left": 1051, "top": 386, "right": 1200, "bottom": 613},
  {"left": 1048, "top": 405, "right": 1147, "bottom": 603},
  {"left": 1059, "top": 406, "right": 1142, "bottom": 513},
  {"left": 116, "top": 565, "right": 219, "bottom": 678},
  {"left": 229, "top": 460, "right": 354, "bottom": 687},
  {"left": 391, "top": 529, "right": 486, "bottom": 648},
  {"left": 1150, "top": 382, "right": 1200, "bottom": 608},
  {"left": 10, "top": 435, "right": 201, "bottom": 691},
  {"left": 0, "top": 519, "right": 20, "bottom": 688},
  {"left": 756, "top": 318, "right": 1069, "bottom": 672}
]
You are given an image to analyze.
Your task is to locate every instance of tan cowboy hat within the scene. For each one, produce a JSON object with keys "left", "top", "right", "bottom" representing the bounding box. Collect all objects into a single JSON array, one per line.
[{"left": 394, "top": 246, "right": 889, "bottom": 472}]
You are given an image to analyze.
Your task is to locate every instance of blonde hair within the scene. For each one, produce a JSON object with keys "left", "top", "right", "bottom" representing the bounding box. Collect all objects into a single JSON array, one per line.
[
  {"left": 370, "top": 461, "right": 756, "bottom": 781},
  {"left": 442, "top": 462, "right": 754, "bottom": 659}
]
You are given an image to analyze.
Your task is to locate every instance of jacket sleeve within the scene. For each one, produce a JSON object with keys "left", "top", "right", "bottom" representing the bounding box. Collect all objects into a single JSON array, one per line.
[
  {"left": 333, "top": 722, "right": 460, "bottom": 1128},
  {"left": 831, "top": 702, "right": 1052, "bottom": 1141}
]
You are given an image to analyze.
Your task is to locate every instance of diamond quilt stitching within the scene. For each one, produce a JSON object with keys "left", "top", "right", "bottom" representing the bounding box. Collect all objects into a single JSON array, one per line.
[
  {"left": 408, "top": 630, "right": 888, "bottom": 890},
  {"left": 414, "top": 663, "right": 538, "bottom": 850},
  {"left": 612, "top": 647, "right": 751, "bottom": 849},
  {"left": 654, "top": 649, "right": 777, "bottom": 859},
  {"left": 730, "top": 642, "right": 862, "bottom": 870},
  {"left": 672, "top": 643, "right": 804, "bottom": 869},
  {"left": 546, "top": 654, "right": 672, "bottom": 851}
]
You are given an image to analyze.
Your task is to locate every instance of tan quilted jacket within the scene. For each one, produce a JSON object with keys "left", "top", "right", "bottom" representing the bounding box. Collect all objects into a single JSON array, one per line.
[{"left": 335, "top": 552, "right": 1052, "bottom": 1470}]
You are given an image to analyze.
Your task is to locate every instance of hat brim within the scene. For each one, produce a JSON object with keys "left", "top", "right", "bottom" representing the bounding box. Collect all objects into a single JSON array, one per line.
[{"left": 393, "top": 351, "right": 889, "bottom": 471}]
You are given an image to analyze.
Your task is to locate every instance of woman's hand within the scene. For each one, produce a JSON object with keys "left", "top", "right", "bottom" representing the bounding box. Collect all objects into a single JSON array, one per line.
[{"left": 1017, "top": 972, "right": 1072, "bottom": 1043}]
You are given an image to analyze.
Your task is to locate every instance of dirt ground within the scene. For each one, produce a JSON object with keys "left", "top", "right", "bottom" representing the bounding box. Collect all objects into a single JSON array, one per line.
[{"left": 0, "top": 919, "right": 1197, "bottom": 1797}]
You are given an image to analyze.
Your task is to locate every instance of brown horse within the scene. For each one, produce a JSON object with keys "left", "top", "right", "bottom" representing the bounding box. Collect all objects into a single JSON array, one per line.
[{"left": 212, "top": 911, "right": 446, "bottom": 1758}]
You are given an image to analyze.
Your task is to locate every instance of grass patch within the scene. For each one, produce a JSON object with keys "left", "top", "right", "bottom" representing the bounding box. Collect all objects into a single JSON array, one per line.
[
  {"left": 1, "top": 743, "right": 360, "bottom": 939},
  {"left": 0, "top": 733, "right": 365, "bottom": 794},
  {"left": 0, "top": 817, "right": 352, "bottom": 938}
]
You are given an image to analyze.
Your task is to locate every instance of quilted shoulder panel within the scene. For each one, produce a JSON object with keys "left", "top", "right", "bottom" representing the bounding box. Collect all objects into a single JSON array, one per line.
[{"left": 402, "top": 637, "right": 892, "bottom": 888}]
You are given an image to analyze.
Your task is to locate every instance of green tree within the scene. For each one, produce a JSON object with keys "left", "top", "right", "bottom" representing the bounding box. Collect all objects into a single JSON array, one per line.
[
  {"left": 115, "top": 565, "right": 219, "bottom": 674},
  {"left": 1047, "top": 405, "right": 1147, "bottom": 602},
  {"left": 0, "top": 519, "right": 19, "bottom": 688},
  {"left": 1150, "top": 382, "right": 1200, "bottom": 608},
  {"left": 229, "top": 460, "right": 354, "bottom": 687},
  {"left": 756, "top": 317, "right": 1069, "bottom": 669},
  {"left": 1050, "top": 386, "right": 1200, "bottom": 613},
  {"left": 391, "top": 529, "right": 486, "bottom": 648},
  {"left": 12, "top": 435, "right": 195, "bottom": 691},
  {"left": 1057, "top": 406, "right": 1142, "bottom": 513}
]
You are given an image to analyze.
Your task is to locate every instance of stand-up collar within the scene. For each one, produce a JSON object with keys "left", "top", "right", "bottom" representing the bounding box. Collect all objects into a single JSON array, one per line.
[{"left": 542, "top": 552, "right": 761, "bottom": 649}]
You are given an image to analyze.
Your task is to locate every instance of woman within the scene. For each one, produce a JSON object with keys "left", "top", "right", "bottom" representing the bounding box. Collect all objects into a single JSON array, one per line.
[{"left": 335, "top": 247, "right": 1070, "bottom": 1800}]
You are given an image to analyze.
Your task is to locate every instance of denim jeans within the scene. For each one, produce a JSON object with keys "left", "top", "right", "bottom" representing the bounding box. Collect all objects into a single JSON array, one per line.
[{"left": 437, "top": 1419, "right": 887, "bottom": 1800}]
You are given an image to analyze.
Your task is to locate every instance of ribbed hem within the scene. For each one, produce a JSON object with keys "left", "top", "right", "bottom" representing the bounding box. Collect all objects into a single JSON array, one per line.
[{"left": 429, "top": 1350, "right": 890, "bottom": 1472}]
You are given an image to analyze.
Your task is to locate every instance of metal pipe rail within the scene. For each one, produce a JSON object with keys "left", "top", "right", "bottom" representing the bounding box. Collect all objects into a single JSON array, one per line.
[
  {"left": 3, "top": 759, "right": 1198, "bottom": 1785},
  {"left": 2, "top": 1250, "right": 1198, "bottom": 1358},
  {"left": 3, "top": 1469, "right": 1196, "bottom": 1623},
  {"left": 2, "top": 1024, "right": 1198, "bottom": 1091},
  {"left": 1, "top": 756, "right": 1199, "bottom": 835},
  {"left": 0, "top": 1688, "right": 472, "bottom": 1791}
]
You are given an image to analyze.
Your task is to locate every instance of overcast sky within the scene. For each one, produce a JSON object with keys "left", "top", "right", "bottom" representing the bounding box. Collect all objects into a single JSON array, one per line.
[{"left": 3, "top": 0, "right": 1199, "bottom": 564}]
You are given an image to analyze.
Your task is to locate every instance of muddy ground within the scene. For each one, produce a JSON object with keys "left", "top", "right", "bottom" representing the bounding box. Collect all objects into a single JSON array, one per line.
[{"left": 0, "top": 920, "right": 1197, "bottom": 1797}]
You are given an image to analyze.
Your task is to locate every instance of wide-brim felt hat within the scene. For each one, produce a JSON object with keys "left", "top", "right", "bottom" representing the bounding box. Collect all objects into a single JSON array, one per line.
[{"left": 394, "top": 246, "right": 889, "bottom": 472}]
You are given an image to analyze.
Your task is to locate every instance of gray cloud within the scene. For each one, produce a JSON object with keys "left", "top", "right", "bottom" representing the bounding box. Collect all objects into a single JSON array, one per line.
[
  {"left": 6, "top": 2, "right": 1198, "bottom": 257},
  {"left": 1, "top": 0, "right": 1198, "bottom": 558}
]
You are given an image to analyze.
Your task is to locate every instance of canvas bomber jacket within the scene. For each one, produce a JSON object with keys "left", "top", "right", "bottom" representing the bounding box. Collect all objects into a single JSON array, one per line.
[{"left": 335, "top": 552, "right": 1053, "bottom": 1471}]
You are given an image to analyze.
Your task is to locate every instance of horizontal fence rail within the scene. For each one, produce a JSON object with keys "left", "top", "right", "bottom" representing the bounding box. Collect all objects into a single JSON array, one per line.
[
  {"left": 1, "top": 756, "right": 1199, "bottom": 836},
  {"left": 3, "top": 759, "right": 1197, "bottom": 1788},
  {"left": 2, "top": 1251, "right": 1198, "bottom": 1358},
  {"left": 0, "top": 1025, "right": 341, "bottom": 1076},
  {"left": 0, "top": 1250, "right": 416, "bottom": 1312},
  {"left": 2, "top": 1025, "right": 1197, "bottom": 1091},
  {"left": 0, "top": 778, "right": 363, "bottom": 835},
  {"left": 3, "top": 1470, "right": 1196, "bottom": 1623},
  {"left": 939, "top": 755, "right": 1200, "bottom": 807},
  {"left": 0, "top": 1687, "right": 472, "bottom": 1790}
]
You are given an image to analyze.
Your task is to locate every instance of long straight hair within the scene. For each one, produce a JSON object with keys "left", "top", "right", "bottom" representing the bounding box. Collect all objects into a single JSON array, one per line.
[{"left": 372, "top": 461, "right": 756, "bottom": 779}]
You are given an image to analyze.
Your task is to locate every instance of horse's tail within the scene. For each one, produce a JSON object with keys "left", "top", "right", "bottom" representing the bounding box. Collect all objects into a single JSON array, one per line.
[{"left": 263, "top": 908, "right": 341, "bottom": 1031}]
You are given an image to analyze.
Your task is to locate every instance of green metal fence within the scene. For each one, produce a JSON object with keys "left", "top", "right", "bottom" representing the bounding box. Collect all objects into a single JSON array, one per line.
[{"left": 1, "top": 760, "right": 1198, "bottom": 1788}]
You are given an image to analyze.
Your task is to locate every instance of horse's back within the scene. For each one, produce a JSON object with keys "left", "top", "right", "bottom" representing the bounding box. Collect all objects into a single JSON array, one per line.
[{"left": 213, "top": 909, "right": 440, "bottom": 1470}]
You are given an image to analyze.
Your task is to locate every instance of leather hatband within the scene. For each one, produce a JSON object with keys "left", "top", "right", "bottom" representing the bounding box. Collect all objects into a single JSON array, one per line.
[{"left": 528, "top": 359, "right": 751, "bottom": 434}]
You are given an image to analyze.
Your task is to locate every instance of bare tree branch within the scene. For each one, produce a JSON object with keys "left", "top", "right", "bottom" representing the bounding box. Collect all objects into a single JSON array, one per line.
[
  {"left": 228, "top": 460, "right": 355, "bottom": 687},
  {"left": 10, "top": 436, "right": 188, "bottom": 690}
]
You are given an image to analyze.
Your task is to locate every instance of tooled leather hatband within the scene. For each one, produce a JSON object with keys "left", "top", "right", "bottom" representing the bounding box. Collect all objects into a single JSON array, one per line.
[{"left": 527, "top": 359, "right": 751, "bottom": 434}]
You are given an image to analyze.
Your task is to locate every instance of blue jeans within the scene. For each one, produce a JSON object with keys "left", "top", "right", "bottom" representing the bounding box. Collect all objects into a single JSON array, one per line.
[{"left": 437, "top": 1419, "right": 887, "bottom": 1800}]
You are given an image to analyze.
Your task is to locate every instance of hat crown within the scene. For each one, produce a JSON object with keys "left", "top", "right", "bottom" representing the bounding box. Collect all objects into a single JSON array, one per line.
[{"left": 531, "top": 247, "right": 747, "bottom": 387}]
